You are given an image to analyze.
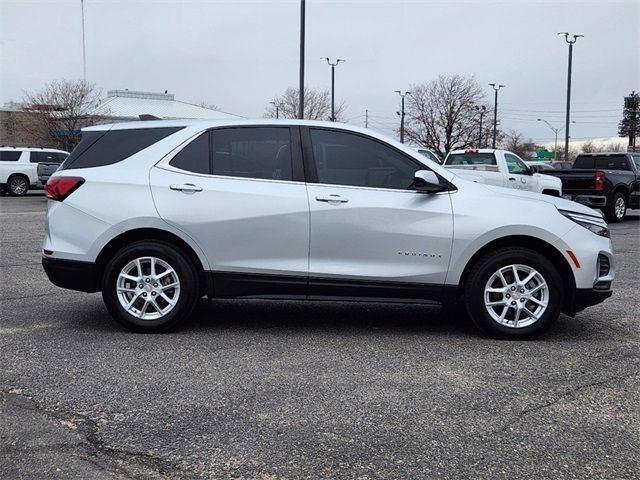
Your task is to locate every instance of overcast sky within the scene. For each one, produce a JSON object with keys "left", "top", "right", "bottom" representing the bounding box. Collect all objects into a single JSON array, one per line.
[{"left": 1, "top": 0, "right": 638, "bottom": 144}]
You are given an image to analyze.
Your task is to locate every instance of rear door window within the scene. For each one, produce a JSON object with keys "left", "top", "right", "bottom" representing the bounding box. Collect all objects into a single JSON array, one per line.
[
  {"left": 211, "top": 127, "right": 292, "bottom": 181},
  {"left": 30, "top": 151, "right": 65, "bottom": 163},
  {"left": 62, "top": 127, "right": 183, "bottom": 170},
  {"left": 573, "top": 157, "right": 595, "bottom": 169},
  {"left": 0, "top": 151, "right": 22, "bottom": 161}
]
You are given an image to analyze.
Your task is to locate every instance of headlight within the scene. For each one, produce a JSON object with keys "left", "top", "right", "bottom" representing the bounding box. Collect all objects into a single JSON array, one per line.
[{"left": 559, "top": 210, "right": 610, "bottom": 238}]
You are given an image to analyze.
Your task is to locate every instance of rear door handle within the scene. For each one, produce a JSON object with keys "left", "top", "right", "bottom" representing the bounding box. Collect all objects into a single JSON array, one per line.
[
  {"left": 508, "top": 177, "right": 516, "bottom": 181},
  {"left": 316, "top": 194, "right": 349, "bottom": 204},
  {"left": 170, "top": 183, "right": 203, "bottom": 193}
]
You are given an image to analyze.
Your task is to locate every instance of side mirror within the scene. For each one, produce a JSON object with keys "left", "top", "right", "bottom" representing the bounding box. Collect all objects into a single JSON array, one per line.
[{"left": 414, "top": 170, "right": 446, "bottom": 193}]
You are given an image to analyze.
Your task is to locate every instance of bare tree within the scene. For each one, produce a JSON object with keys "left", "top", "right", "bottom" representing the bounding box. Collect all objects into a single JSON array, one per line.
[
  {"left": 404, "top": 74, "right": 491, "bottom": 157},
  {"left": 198, "top": 101, "right": 221, "bottom": 111},
  {"left": 19, "top": 79, "right": 106, "bottom": 151},
  {"left": 265, "top": 87, "right": 346, "bottom": 121},
  {"left": 502, "top": 129, "right": 541, "bottom": 158}
]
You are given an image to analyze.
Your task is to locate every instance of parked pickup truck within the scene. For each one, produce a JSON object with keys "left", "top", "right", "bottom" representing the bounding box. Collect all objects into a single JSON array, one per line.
[
  {"left": 544, "top": 152, "right": 640, "bottom": 222},
  {"left": 443, "top": 149, "right": 562, "bottom": 196},
  {"left": 0, "top": 147, "right": 69, "bottom": 195}
]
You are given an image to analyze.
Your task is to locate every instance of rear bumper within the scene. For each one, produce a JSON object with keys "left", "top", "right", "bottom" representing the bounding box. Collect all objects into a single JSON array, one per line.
[
  {"left": 42, "top": 256, "right": 99, "bottom": 293},
  {"left": 564, "top": 194, "right": 607, "bottom": 208}
]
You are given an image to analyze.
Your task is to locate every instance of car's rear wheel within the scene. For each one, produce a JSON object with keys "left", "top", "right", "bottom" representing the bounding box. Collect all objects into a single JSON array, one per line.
[
  {"left": 102, "top": 240, "right": 199, "bottom": 332},
  {"left": 604, "top": 192, "right": 626, "bottom": 223},
  {"left": 7, "top": 175, "right": 29, "bottom": 196},
  {"left": 464, "top": 247, "right": 563, "bottom": 339}
]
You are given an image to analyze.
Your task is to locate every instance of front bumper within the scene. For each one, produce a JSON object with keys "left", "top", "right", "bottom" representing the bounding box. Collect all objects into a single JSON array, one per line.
[
  {"left": 571, "top": 288, "right": 613, "bottom": 314},
  {"left": 42, "top": 256, "right": 100, "bottom": 293}
]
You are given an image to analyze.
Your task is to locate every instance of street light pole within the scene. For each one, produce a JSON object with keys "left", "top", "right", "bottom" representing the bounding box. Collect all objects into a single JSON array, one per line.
[
  {"left": 321, "top": 58, "right": 345, "bottom": 121},
  {"left": 475, "top": 105, "right": 486, "bottom": 147},
  {"left": 488, "top": 83, "right": 505, "bottom": 149},
  {"left": 81, "top": 0, "right": 86, "bottom": 81},
  {"left": 559, "top": 32, "right": 584, "bottom": 161},
  {"left": 298, "top": 0, "right": 305, "bottom": 119},
  {"left": 537, "top": 118, "right": 575, "bottom": 160},
  {"left": 395, "top": 91, "right": 410, "bottom": 143}
]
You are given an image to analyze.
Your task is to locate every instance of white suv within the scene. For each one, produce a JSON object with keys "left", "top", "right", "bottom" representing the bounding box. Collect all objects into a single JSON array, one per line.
[
  {"left": 42, "top": 120, "right": 614, "bottom": 338},
  {"left": 0, "top": 146, "right": 69, "bottom": 195}
]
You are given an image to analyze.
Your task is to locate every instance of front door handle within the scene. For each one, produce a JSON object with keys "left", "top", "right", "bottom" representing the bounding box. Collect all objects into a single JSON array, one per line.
[
  {"left": 508, "top": 177, "right": 516, "bottom": 181},
  {"left": 316, "top": 194, "right": 349, "bottom": 204},
  {"left": 170, "top": 183, "right": 203, "bottom": 193}
]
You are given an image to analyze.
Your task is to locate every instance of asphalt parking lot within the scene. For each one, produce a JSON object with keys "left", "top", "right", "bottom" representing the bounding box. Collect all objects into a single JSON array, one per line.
[{"left": 1, "top": 192, "right": 638, "bottom": 480}]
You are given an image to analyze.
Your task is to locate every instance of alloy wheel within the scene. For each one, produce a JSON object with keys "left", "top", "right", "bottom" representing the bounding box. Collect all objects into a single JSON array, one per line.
[
  {"left": 483, "top": 264, "right": 549, "bottom": 328},
  {"left": 116, "top": 256, "right": 181, "bottom": 320},
  {"left": 9, "top": 177, "right": 27, "bottom": 195}
]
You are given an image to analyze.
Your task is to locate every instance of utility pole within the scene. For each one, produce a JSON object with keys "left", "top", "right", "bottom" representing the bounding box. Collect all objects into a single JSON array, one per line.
[
  {"left": 298, "top": 0, "right": 305, "bottom": 119},
  {"left": 321, "top": 58, "right": 345, "bottom": 121},
  {"left": 365, "top": 109, "right": 368, "bottom": 128},
  {"left": 270, "top": 101, "right": 281, "bottom": 119},
  {"left": 475, "top": 105, "right": 486, "bottom": 147},
  {"left": 81, "top": 0, "right": 87, "bottom": 81},
  {"left": 488, "top": 83, "right": 505, "bottom": 148},
  {"left": 395, "top": 90, "right": 410, "bottom": 143},
  {"left": 558, "top": 32, "right": 584, "bottom": 161}
]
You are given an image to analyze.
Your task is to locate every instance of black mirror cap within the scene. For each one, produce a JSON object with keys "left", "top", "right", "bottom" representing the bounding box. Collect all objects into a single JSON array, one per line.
[{"left": 414, "top": 177, "right": 447, "bottom": 193}]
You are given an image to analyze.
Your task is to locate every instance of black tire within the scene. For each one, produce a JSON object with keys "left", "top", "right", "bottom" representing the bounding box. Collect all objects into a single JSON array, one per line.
[
  {"left": 603, "top": 192, "right": 626, "bottom": 223},
  {"left": 101, "top": 240, "right": 200, "bottom": 332},
  {"left": 7, "top": 175, "right": 29, "bottom": 196},
  {"left": 464, "top": 247, "right": 564, "bottom": 340}
]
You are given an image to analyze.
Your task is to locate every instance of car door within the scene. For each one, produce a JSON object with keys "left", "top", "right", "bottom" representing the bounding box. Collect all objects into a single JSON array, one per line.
[
  {"left": 302, "top": 127, "right": 454, "bottom": 300},
  {"left": 150, "top": 126, "right": 309, "bottom": 297},
  {"left": 504, "top": 153, "right": 535, "bottom": 191}
]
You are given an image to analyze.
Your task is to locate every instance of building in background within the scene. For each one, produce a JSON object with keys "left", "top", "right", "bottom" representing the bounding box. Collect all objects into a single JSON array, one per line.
[{"left": 0, "top": 90, "right": 242, "bottom": 148}]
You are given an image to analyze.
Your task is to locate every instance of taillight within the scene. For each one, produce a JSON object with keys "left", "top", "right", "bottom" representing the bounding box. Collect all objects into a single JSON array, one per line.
[
  {"left": 594, "top": 171, "right": 605, "bottom": 191},
  {"left": 45, "top": 176, "right": 85, "bottom": 201}
]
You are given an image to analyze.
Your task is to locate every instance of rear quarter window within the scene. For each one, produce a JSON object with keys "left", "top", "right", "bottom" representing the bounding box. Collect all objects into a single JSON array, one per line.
[
  {"left": 61, "top": 127, "right": 183, "bottom": 170},
  {"left": 0, "top": 151, "right": 22, "bottom": 161}
]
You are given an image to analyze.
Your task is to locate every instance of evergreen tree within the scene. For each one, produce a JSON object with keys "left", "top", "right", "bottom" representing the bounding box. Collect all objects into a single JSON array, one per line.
[{"left": 618, "top": 91, "right": 639, "bottom": 147}]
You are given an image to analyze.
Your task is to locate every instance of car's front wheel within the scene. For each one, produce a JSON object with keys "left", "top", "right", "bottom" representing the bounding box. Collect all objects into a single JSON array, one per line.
[
  {"left": 464, "top": 247, "right": 564, "bottom": 339},
  {"left": 101, "top": 240, "right": 200, "bottom": 332}
]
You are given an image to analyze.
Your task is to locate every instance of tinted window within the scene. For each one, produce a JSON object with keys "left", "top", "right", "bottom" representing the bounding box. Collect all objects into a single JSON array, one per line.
[
  {"left": 211, "top": 128, "right": 292, "bottom": 181},
  {"left": 417, "top": 149, "right": 440, "bottom": 163},
  {"left": 310, "top": 129, "right": 420, "bottom": 189},
  {"left": 594, "top": 156, "right": 629, "bottom": 171},
  {"left": 505, "top": 153, "right": 528, "bottom": 174},
  {"left": 30, "top": 151, "right": 67, "bottom": 164},
  {"left": 169, "top": 133, "right": 209, "bottom": 174},
  {"left": 632, "top": 154, "right": 640, "bottom": 170},
  {"left": 445, "top": 153, "right": 497, "bottom": 166},
  {"left": 0, "top": 151, "right": 21, "bottom": 161},
  {"left": 573, "top": 157, "right": 595, "bottom": 169},
  {"left": 62, "top": 127, "right": 183, "bottom": 170}
]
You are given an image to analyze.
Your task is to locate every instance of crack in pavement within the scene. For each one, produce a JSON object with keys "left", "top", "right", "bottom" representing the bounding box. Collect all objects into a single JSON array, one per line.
[
  {"left": 486, "top": 374, "right": 636, "bottom": 436},
  {"left": 0, "top": 389, "right": 203, "bottom": 480}
]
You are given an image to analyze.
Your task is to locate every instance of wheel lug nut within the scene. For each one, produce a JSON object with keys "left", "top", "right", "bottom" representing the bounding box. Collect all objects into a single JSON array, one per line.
[
  {"left": 153, "top": 283, "right": 158, "bottom": 287},
  {"left": 142, "top": 292, "right": 147, "bottom": 297},
  {"left": 138, "top": 284, "right": 143, "bottom": 289},
  {"left": 520, "top": 298, "right": 525, "bottom": 302},
  {"left": 511, "top": 286, "right": 516, "bottom": 291},
  {"left": 506, "top": 294, "right": 510, "bottom": 298},
  {"left": 151, "top": 291, "right": 156, "bottom": 296},
  {"left": 520, "top": 289, "right": 525, "bottom": 293},
  {"left": 511, "top": 301, "right": 516, "bottom": 305},
  {"left": 145, "top": 278, "right": 150, "bottom": 283}
]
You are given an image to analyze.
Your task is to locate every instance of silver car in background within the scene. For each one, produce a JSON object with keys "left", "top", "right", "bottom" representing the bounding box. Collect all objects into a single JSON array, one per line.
[{"left": 42, "top": 120, "right": 614, "bottom": 338}]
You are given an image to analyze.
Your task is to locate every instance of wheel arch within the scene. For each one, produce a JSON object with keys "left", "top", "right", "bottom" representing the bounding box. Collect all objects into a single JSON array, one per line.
[
  {"left": 94, "top": 228, "right": 210, "bottom": 296},
  {"left": 455, "top": 235, "right": 576, "bottom": 315}
]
